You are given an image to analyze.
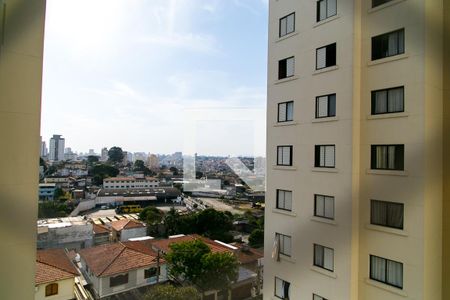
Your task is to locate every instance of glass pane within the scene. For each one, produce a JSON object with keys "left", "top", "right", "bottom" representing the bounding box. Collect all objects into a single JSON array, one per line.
[
  {"left": 280, "top": 18, "right": 287, "bottom": 37},
  {"left": 286, "top": 57, "right": 295, "bottom": 77},
  {"left": 398, "top": 30, "right": 404, "bottom": 54},
  {"left": 277, "top": 147, "right": 283, "bottom": 165},
  {"left": 374, "top": 90, "right": 387, "bottom": 114},
  {"left": 283, "top": 236, "right": 291, "bottom": 256},
  {"left": 285, "top": 191, "right": 292, "bottom": 210},
  {"left": 370, "top": 256, "right": 386, "bottom": 282},
  {"left": 324, "top": 247, "right": 334, "bottom": 270},
  {"left": 315, "top": 195, "right": 325, "bottom": 216},
  {"left": 286, "top": 102, "right": 294, "bottom": 121},
  {"left": 327, "top": 0, "right": 337, "bottom": 17},
  {"left": 388, "top": 88, "right": 404, "bottom": 112},
  {"left": 286, "top": 14, "right": 294, "bottom": 34},
  {"left": 388, "top": 32, "right": 398, "bottom": 56},
  {"left": 328, "top": 94, "right": 336, "bottom": 116},
  {"left": 320, "top": 146, "right": 326, "bottom": 166},
  {"left": 324, "top": 196, "right": 334, "bottom": 218},
  {"left": 388, "top": 202, "right": 404, "bottom": 229},
  {"left": 319, "top": 0, "right": 326, "bottom": 21},
  {"left": 387, "top": 260, "right": 403, "bottom": 288},
  {"left": 371, "top": 200, "right": 387, "bottom": 225},
  {"left": 316, "top": 47, "right": 326, "bottom": 69},
  {"left": 376, "top": 146, "right": 387, "bottom": 169},
  {"left": 283, "top": 147, "right": 291, "bottom": 165},
  {"left": 275, "top": 277, "right": 283, "bottom": 297},
  {"left": 388, "top": 145, "right": 396, "bottom": 169},
  {"left": 314, "top": 245, "right": 324, "bottom": 266}
]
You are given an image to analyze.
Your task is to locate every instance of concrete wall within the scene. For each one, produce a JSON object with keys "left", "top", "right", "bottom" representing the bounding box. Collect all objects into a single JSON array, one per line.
[
  {"left": 0, "top": 0, "right": 46, "bottom": 299},
  {"left": 119, "top": 227, "right": 147, "bottom": 242},
  {"left": 35, "top": 279, "right": 75, "bottom": 300},
  {"left": 37, "top": 224, "right": 93, "bottom": 250}
]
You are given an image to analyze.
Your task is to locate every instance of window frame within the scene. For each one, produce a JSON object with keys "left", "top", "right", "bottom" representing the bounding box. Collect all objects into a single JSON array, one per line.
[
  {"left": 279, "top": 12, "right": 295, "bottom": 37},
  {"left": 277, "top": 145, "right": 293, "bottom": 166},
  {"left": 274, "top": 276, "right": 290, "bottom": 299},
  {"left": 314, "top": 145, "right": 336, "bottom": 168},
  {"left": 313, "top": 244, "right": 334, "bottom": 272},
  {"left": 369, "top": 255, "right": 404, "bottom": 289},
  {"left": 371, "top": 86, "right": 404, "bottom": 115},
  {"left": 313, "top": 294, "right": 328, "bottom": 300},
  {"left": 371, "top": 29, "right": 405, "bottom": 60},
  {"left": 314, "top": 194, "right": 335, "bottom": 220},
  {"left": 372, "top": 0, "right": 393, "bottom": 8},
  {"left": 278, "top": 56, "right": 295, "bottom": 80},
  {"left": 278, "top": 101, "right": 294, "bottom": 123},
  {"left": 370, "top": 144, "right": 404, "bottom": 171},
  {"left": 45, "top": 283, "right": 58, "bottom": 297},
  {"left": 276, "top": 189, "right": 293, "bottom": 211},
  {"left": 370, "top": 199, "right": 404, "bottom": 229},
  {"left": 276, "top": 233, "right": 292, "bottom": 257},
  {"left": 109, "top": 273, "right": 129, "bottom": 287},
  {"left": 315, "top": 93, "right": 336, "bottom": 118},
  {"left": 144, "top": 266, "right": 160, "bottom": 279},
  {"left": 316, "top": 43, "right": 336, "bottom": 70},
  {"left": 316, "top": 0, "right": 337, "bottom": 22}
]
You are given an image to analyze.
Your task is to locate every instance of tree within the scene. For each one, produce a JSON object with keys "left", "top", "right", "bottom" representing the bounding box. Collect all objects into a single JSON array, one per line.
[
  {"left": 166, "top": 240, "right": 238, "bottom": 294},
  {"left": 144, "top": 285, "right": 200, "bottom": 300},
  {"left": 87, "top": 155, "right": 99, "bottom": 165},
  {"left": 134, "top": 160, "right": 155, "bottom": 176},
  {"left": 195, "top": 209, "right": 234, "bottom": 242},
  {"left": 169, "top": 167, "right": 179, "bottom": 175},
  {"left": 39, "top": 157, "right": 48, "bottom": 173},
  {"left": 54, "top": 188, "right": 65, "bottom": 200},
  {"left": 248, "top": 228, "right": 264, "bottom": 248},
  {"left": 108, "top": 146, "right": 124, "bottom": 164},
  {"left": 140, "top": 206, "right": 164, "bottom": 236},
  {"left": 89, "top": 164, "right": 119, "bottom": 186},
  {"left": 38, "top": 202, "right": 70, "bottom": 218}
]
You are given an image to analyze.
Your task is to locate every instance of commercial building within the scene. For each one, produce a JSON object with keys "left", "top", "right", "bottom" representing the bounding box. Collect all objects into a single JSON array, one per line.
[
  {"left": 264, "top": 1, "right": 449, "bottom": 300},
  {"left": 49, "top": 134, "right": 65, "bottom": 162},
  {"left": 103, "top": 176, "right": 159, "bottom": 189}
]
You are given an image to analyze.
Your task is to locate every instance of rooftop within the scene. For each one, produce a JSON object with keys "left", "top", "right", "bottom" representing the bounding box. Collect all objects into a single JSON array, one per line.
[
  {"left": 35, "top": 249, "right": 79, "bottom": 285},
  {"left": 110, "top": 219, "right": 146, "bottom": 231}
]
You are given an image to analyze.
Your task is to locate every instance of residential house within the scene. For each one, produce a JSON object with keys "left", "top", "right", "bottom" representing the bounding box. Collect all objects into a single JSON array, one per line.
[
  {"left": 35, "top": 249, "right": 79, "bottom": 300},
  {"left": 93, "top": 224, "right": 111, "bottom": 246},
  {"left": 110, "top": 219, "right": 147, "bottom": 242},
  {"left": 37, "top": 217, "right": 93, "bottom": 250},
  {"left": 39, "top": 183, "right": 57, "bottom": 201},
  {"left": 78, "top": 241, "right": 167, "bottom": 299}
]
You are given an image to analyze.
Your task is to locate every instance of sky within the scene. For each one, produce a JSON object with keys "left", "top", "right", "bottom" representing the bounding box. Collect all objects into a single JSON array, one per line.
[{"left": 41, "top": 0, "right": 268, "bottom": 157}]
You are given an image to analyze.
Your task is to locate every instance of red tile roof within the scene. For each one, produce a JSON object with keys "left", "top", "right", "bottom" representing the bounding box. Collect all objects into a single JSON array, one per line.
[
  {"left": 93, "top": 223, "right": 110, "bottom": 234},
  {"left": 79, "top": 242, "right": 158, "bottom": 277},
  {"left": 233, "top": 245, "right": 263, "bottom": 265},
  {"left": 35, "top": 249, "right": 79, "bottom": 285},
  {"left": 110, "top": 219, "right": 146, "bottom": 231}
]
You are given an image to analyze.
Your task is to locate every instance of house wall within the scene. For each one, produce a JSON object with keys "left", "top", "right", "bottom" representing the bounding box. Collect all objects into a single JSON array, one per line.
[
  {"left": 34, "top": 278, "right": 75, "bottom": 300},
  {"left": 37, "top": 224, "right": 93, "bottom": 250},
  {"left": 0, "top": 0, "right": 46, "bottom": 299},
  {"left": 119, "top": 227, "right": 147, "bottom": 242}
]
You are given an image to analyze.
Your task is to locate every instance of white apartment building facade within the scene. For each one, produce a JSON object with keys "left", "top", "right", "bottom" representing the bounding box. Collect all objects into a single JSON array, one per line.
[
  {"left": 264, "top": 1, "right": 449, "bottom": 300},
  {"left": 49, "top": 134, "right": 65, "bottom": 161},
  {"left": 103, "top": 177, "right": 159, "bottom": 189}
]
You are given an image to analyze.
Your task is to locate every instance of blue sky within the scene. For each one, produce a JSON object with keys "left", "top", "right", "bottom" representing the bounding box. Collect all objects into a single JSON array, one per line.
[{"left": 41, "top": 0, "right": 268, "bottom": 156}]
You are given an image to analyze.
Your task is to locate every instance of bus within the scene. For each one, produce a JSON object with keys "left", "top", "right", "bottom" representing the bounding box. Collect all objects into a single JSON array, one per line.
[{"left": 115, "top": 205, "right": 143, "bottom": 214}]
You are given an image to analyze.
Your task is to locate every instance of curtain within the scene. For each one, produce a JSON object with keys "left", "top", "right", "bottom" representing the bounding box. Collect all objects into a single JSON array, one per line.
[
  {"left": 371, "top": 200, "right": 387, "bottom": 225},
  {"left": 376, "top": 146, "right": 387, "bottom": 169},
  {"left": 272, "top": 234, "right": 280, "bottom": 261},
  {"left": 316, "top": 47, "right": 326, "bottom": 69},
  {"left": 388, "top": 32, "right": 398, "bottom": 56},
  {"left": 286, "top": 57, "right": 295, "bottom": 77},
  {"left": 314, "top": 244, "right": 324, "bottom": 267},
  {"left": 388, "top": 145, "right": 396, "bottom": 169},
  {"left": 278, "top": 103, "right": 287, "bottom": 121},
  {"left": 370, "top": 256, "right": 386, "bottom": 282},
  {"left": 388, "top": 88, "right": 404, "bottom": 112},
  {"left": 282, "top": 280, "right": 290, "bottom": 299},
  {"left": 398, "top": 30, "right": 405, "bottom": 54},
  {"left": 388, "top": 202, "right": 404, "bottom": 229},
  {"left": 317, "top": 96, "right": 328, "bottom": 117},
  {"left": 324, "top": 247, "right": 334, "bottom": 270},
  {"left": 387, "top": 260, "right": 403, "bottom": 288},
  {"left": 375, "top": 90, "right": 387, "bottom": 114}
]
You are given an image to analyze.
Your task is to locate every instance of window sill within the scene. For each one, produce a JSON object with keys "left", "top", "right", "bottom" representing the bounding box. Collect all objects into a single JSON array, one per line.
[
  {"left": 368, "top": 0, "right": 407, "bottom": 14},
  {"left": 274, "top": 76, "right": 299, "bottom": 85},
  {"left": 313, "top": 14, "right": 340, "bottom": 28},
  {"left": 366, "top": 169, "right": 408, "bottom": 176},
  {"left": 274, "top": 121, "right": 298, "bottom": 127},
  {"left": 365, "top": 278, "right": 408, "bottom": 297},
  {"left": 311, "top": 167, "right": 338, "bottom": 173},
  {"left": 310, "top": 266, "right": 337, "bottom": 279},
  {"left": 275, "top": 31, "right": 299, "bottom": 43},
  {"left": 367, "top": 112, "right": 408, "bottom": 120},
  {"left": 368, "top": 53, "right": 409, "bottom": 66},
  {"left": 280, "top": 254, "right": 296, "bottom": 264},
  {"left": 312, "top": 116, "right": 339, "bottom": 123},
  {"left": 311, "top": 216, "right": 337, "bottom": 226},
  {"left": 272, "top": 208, "right": 297, "bottom": 217},
  {"left": 313, "top": 65, "right": 339, "bottom": 75},
  {"left": 365, "top": 224, "right": 408, "bottom": 237},
  {"left": 273, "top": 165, "right": 297, "bottom": 171}
]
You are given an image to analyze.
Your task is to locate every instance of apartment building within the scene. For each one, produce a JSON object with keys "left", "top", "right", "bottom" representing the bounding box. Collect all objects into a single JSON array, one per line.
[{"left": 264, "top": 0, "right": 449, "bottom": 300}]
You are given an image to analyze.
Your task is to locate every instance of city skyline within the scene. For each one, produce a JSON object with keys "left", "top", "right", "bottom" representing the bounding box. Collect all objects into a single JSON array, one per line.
[{"left": 41, "top": 0, "right": 268, "bottom": 156}]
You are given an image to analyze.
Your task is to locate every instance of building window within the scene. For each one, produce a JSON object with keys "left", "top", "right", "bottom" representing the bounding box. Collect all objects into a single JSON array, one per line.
[
  {"left": 371, "top": 200, "right": 404, "bottom": 229},
  {"left": 370, "top": 255, "right": 403, "bottom": 289},
  {"left": 314, "top": 145, "right": 335, "bottom": 168},
  {"left": 371, "top": 145, "right": 404, "bottom": 170},
  {"left": 371, "top": 86, "right": 404, "bottom": 115},
  {"left": 316, "top": 43, "right": 336, "bottom": 70},
  {"left": 316, "top": 0, "right": 337, "bottom": 22},
  {"left": 278, "top": 101, "right": 294, "bottom": 122},
  {"left": 277, "top": 146, "right": 293, "bottom": 166},
  {"left": 314, "top": 194, "right": 334, "bottom": 219},
  {"left": 372, "top": 29, "right": 404, "bottom": 60},
  {"left": 275, "top": 277, "right": 290, "bottom": 299},
  {"left": 279, "top": 13, "right": 295, "bottom": 37},
  {"left": 276, "top": 233, "right": 292, "bottom": 257},
  {"left": 313, "top": 294, "right": 328, "bottom": 300},
  {"left": 372, "top": 0, "right": 392, "bottom": 8},
  {"left": 277, "top": 189, "right": 293, "bottom": 211},
  {"left": 315, "top": 94, "right": 336, "bottom": 118},
  {"left": 109, "top": 273, "right": 129, "bottom": 287},
  {"left": 314, "top": 244, "right": 334, "bottom": 271},
  {"left": 278, "top": 57, "right": 295, "bottom": 80},
  {"left": 144, "top": 267, "right": 159, "bottom": 279},
  {"left": 45, "top": 283, "right": 58, "bottom": 297}
]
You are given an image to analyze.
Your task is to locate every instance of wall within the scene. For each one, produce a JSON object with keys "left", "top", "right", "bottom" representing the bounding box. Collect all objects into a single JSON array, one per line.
[
  {"left": 0, "top": 0, "right": 46, "bottom": 299},
  {"left": 120, "top": 227, "right": 147, "bottom": 241},
  {"left": 34, "top": 279, "right": 75, "bottom": 300},
  {"left": 37, "top": 224, "right": 93, "bottom": 250}
]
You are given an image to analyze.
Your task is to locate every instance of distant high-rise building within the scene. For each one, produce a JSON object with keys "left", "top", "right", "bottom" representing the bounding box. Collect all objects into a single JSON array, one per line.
[
  {"left": 49, "top": 135, "right": 65, "bottom": 161},
  {"left": 101, "top": 147, "right": 108, "bottom": 161},
  {"left": 88, "top": 149, "right": 95, "bottom": 156},
  {"left": 40, "top": 137, "right": 47, "bottom": 157},
  {"left": 147, "top": 154, "right": 160, "bottom": 170}
]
